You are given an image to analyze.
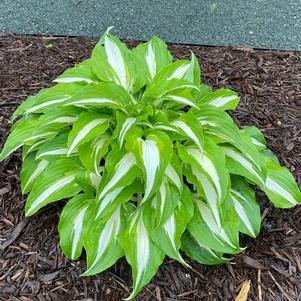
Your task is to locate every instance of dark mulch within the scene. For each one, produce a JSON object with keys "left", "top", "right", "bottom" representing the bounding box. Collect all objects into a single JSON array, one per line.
[{"left": 0, "top": 34, "right": 301, "bottom": 301}]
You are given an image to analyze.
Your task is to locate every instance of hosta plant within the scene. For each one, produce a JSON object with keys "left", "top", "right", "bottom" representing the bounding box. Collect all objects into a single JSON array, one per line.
[{"left": 1, "top": 28, "right": 301, "bottom": 299}]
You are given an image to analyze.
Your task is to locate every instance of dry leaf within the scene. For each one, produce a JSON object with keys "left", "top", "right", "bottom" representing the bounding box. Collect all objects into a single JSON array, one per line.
[{"left": 235, "top": 280, "right": 251, "bottom": 301}]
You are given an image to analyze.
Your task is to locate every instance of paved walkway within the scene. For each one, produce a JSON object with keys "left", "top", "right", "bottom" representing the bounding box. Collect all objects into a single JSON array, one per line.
[{"left": 0, "top": 0, "right": 300, "bottom": 50}]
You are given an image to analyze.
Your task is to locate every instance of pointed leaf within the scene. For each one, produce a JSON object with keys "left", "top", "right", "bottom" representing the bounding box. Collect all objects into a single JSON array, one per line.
[
  {"left": 263, "top": 159, "right": 301, "bottom": 208},
  {"left": 118, "top": 209, "right": 165, "bottom": 300},
  {"left": 196, "top": 88, "right": 240, "bottom": 110},
  {"left": 78, "top": 134, "right": 110, "bottom": 175},
  {"left": 97, "top": 150, "right": 139, "bottom": 200},
  {"left": 58, "top": 194, "right": 95, "bottom": 260},
  {"left": 25, "top": 159, "right": 83, "bottom": 216},
  {"left": 188, "top": 197, "right": 241, "bottom": 254},
  {"left": 64, "top": 82, "right": 131, "bottom": 108},
  {"left": 21, "top": 153, "right": 49, "bottom": 194},
  {"left": 22, "top": 83, "right": 85, "bottom": 115},
  {"left": 223, "top": 146, "right": 265, "bottom": 188},
  {"left": 83, "top": 205, "right": 125, "bottom": 276},
  {"left": 54, "top": 59, "right": 98, "bottom": 84},
  {"left": 67, "top": 112, "right": 109, "bottom": 155},
  {"left": 148, "top": 187, "right": 194, "bottom": 266},
  {"left": 127, "top": 130, "right": 173, "bottom": 203},
  {"left": 171, "top": 112, "right": 204, "bottom": 151},
  {"left": 230, "top": 176, "right": 261, "bottom": 238},
  {"left": 132, "top": 36, "right": 173, "bottom": 82},
  {"left": 181, "top": 231, "right": 229, "bottom": 265},
  {"left": 92, "top": 32, "right": 135, "bottom": 91}
]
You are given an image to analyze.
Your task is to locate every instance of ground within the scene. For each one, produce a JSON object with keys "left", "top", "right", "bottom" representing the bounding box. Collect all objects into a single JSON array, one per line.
[{"left": 0, "top": 34, "right": 301, "bottom": 301}]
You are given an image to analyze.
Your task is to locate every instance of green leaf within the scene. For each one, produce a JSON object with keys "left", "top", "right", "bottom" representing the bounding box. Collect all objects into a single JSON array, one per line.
[
  {"left": 95, "top": 179, "right": 143, "bottom": 220},
  {"left": 181, "top": 231, "right": 229, "bottom": 265},
  {"left": 0, "top": 117, "right": 42, "bottom": 161},
  {"left": 143, "top": 177, "right": 179, "bottom": 227},
  {"left": 64, "top": 82, "right": 131, "bottom": 108},
  {"left": 54, "top": 59, "right": 99, "bottom": 84},
  {"left": 178, "top": 138, "right": 230, "bottom": 227},
  {"left": 36, "top": 134, "right": 69, "bottom": 161},
  {"left": 230, "top": 176, "right": 261, "bottom": 238},
  {"left": 21, "top": 153, "right": 49, "bottom": 194},
  {"left": 148, "top": 186, "right": 194, "bottom": 266},
  {"left": 132, "top": 36, "right": 173, "bottom": 83},
  {"left": 154, "top": 52, "right": 200, "bottom": 86},
  {"left": 58, "top": 194, "right": 95, "bottom": 260},
  {"left": 97, "top": 149, "right": 140, "bottom": 201},
  {"left": 127, "top": 129, "right": 173, "bottom": 203},
  {"left": 142, "top": 78, "right": 199, "bottom": 106},
  {"left": 171, "top": 112, "right": 204, "bottom": 151},
  {"left": 67, "top": 111, "right": 109, "bottom": 155},
  {"left": 222, "top": 146, "right": 265, "bottom": 188},
  {"left": 194, "top": 104, "right": 263, "bottom": 170},
  {"left": 263, "top": 159, "right": 301, "bottom": 208},
  {"left": 16, "top": 83, "right": 85, "bottom": 116},
  {"left": 114, "top": 111, "right": 137, "bottom": 148},
  {"left": 118, "top": 209, "right": 165, "bottom": 300},
  {"left": 82, "top": 205, "right": 125, "bottom": 276},
  {"left": 78, "top": 134, "right": 110, "bottom": 175},
  {"left": 241, "top": 126, "right": 266, "bottom": 150},
  {"left": 91, "top": 31, "right": 135, "bottom": 91},
  {"left": 196, "top": 88, "right": 240, "bottom": 110},
  {"left": 188, "top": 197, "right": 241, "bottom": 254},
  {"left": 25, "top": 159, "right": 83, "bottom": 216}
]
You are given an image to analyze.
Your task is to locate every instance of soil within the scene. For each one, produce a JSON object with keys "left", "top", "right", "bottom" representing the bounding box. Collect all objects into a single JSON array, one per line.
[{"left": 0, "top": 34, "right": 301, "bottom": 301}]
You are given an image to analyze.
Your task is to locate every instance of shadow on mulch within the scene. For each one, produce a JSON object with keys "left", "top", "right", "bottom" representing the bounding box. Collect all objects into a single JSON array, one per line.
[{"left": 0, "top": 34, "right": 301, "bottom": 301}]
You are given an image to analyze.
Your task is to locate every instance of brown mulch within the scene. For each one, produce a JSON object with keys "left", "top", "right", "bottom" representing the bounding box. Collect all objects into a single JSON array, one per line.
[{"left": 0, "top": 34, "right": 301, "bottom": 301}]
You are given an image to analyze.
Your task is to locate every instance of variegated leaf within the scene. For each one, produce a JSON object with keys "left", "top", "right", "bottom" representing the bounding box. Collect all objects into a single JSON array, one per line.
[
  {"left": 196, "top": 88, "right": 240, "bottom": 110},
  {"left": 178, "top": 138, "right": 230, "bottom": 227},
  {"left": 154, "top": 52, "right": 200, "bottom": 86},
  {"left": 143, "top": 177, "right": 179, "bottom": 227},
  {"left": 181, "top": 231, "right": 229, "bottom": 265},
  {"left": 58, "top": 194, "right": 95, "bottom": 260},
  {"left": 64, "top": 82, "right": 131, "bottom": 108},
  {"left": 25, "top": 159, "right": 83, "bottom": 216},
  {"left": 83, "top": 205, "right": 125, "bottom": 276},
  {"left": 230, "top": 176, "right": 261, "bottom": 238},
  {"left": 54, "top": 59, "right": 98, "bottom": 84},
  {"left": 263, "top": 159, "right": 301, "bottom": 208},
  {"left": 19, "top": 83, "right": 85, "bottom": 116},
  {"left": 0, "top": 117, "right": 42, "bottom": 161},
  {"left": 223, "top": 146, "right": 265, "bottom": 188},
  {"left": 95, "top": 180, "right": 143, "bottom": 220},
  {"left": 241, "top": 126, "right": 266, "bottom": 151},
  {"left": 142, "top": 78, "right": 199, "bottom": 105},
  {"left": 118, "top": 209, "right": 165, "bottom": 300},
  {"left": 194, "top": 104, "right": 263, "bottom": 170},
  {"left": 67, "top": 112, "right": 109, "bottom": 156},
  {"left": 78, "top": 134, "right": 110, "bottom": 175},
  {"left": 92, "top": 30, "right": 135, "bottom": 91},
  {"left": 171, "top": 112, "right": 204, "bottom": 151},
  {"left": 188, "top": 197, "right": 241, "bottom": 254},
  {"left": 36, "top": 134, "right": 69, "bottom": 161},
  {"left": 132, "top": 36, "right": 173, "bottom": 82},
  {"left": 21, "top": 153, "right": 49, "bottom": 194},
  {"left": 97, "top": 150, "right": 140, "bottom": 201},
  {"left": 127, "top": 130, "right": 173, "bottom": 203},
  {"left": 147, "top": 187, "right": 194, "bottom": 266}
]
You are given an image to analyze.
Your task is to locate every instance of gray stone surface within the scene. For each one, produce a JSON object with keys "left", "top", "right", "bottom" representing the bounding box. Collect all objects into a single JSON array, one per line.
[{"left": 0, "top": 0, "right": 300, "bottom": 50}]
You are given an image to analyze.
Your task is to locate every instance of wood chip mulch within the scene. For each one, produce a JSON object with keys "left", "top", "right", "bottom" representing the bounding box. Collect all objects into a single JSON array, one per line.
[{"left": 0, "top": 34, "right": 301, "bottom": 301}]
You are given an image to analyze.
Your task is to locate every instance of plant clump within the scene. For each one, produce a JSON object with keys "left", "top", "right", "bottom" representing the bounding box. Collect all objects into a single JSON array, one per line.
[{"left": 1, "top": 29, "right": 300, "bottom": 299}]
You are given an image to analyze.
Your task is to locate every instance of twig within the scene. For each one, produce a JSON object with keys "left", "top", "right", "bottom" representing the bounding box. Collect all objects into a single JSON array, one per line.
[
  {"left": 268, "top": 271, "right": 294, "bottom": 301},
  {"left": 257, "top": 269, "right": 263, "bottom": 301}
]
